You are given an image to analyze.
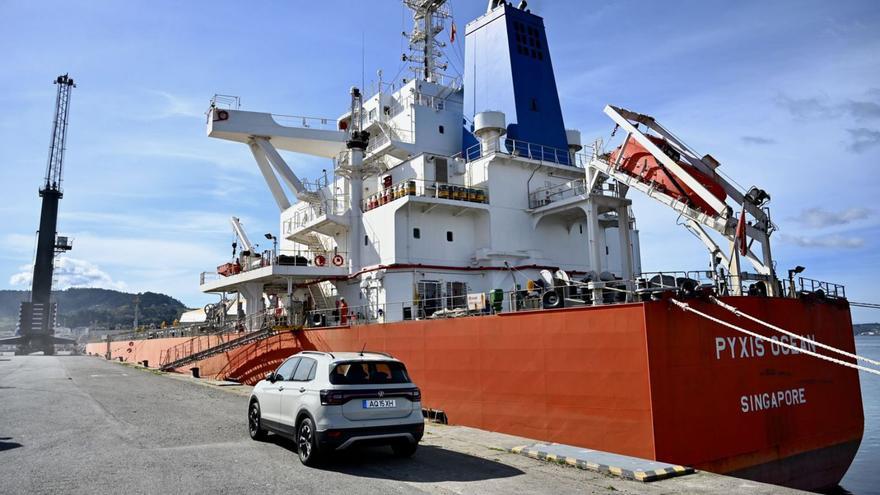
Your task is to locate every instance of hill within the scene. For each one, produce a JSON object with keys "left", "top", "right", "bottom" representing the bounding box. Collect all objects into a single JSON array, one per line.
[{"left": 0, "top": 288, "right": 187, "bottom": 333}]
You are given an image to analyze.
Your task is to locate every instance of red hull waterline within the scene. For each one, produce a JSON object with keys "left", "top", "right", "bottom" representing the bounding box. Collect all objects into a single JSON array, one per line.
[{"left": 89, "top": 296, "right": 864, "bottom": 491}]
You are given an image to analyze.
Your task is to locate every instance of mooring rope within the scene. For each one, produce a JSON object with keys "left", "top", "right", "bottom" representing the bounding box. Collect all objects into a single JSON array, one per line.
[
  {"left": 669, "top": 299, "right": 880, "bottom": 376},
  {"left": 709, "top": 296, "right": 880, "bottom": 369}
]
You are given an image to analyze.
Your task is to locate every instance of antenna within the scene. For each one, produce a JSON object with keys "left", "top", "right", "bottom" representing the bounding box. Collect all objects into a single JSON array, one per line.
[{"left": 360, "top": 342, "right": 367, "bottom": 356}]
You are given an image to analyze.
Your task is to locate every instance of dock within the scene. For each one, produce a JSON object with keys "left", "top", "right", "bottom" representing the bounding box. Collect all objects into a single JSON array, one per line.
[{"left": 0, "top": 354, "right": 807, "bottom": 494}]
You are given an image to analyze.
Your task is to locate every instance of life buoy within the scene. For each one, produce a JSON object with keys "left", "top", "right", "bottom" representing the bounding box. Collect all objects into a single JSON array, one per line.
[
  {"left": 332, "top": 254, "right": 345, "bottom": 266},
  {"left": 314, "top": 255, "right": 327, "bottom": 266},
  {"left": 216, "top": 110, "right": 229, "bottom": 121}
]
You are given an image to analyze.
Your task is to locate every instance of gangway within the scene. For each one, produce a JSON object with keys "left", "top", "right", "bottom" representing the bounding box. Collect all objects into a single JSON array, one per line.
[{"left": 158, "top": 326, "right": 275, "bottom": 371}]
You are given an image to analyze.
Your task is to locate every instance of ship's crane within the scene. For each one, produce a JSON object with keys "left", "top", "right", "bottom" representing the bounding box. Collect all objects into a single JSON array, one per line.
[
  {"left": 590, "top": 105, "right": 778, "bottom": 296},
  {"left": 0, "top": 74, "right": 77, "bottom": 354}
]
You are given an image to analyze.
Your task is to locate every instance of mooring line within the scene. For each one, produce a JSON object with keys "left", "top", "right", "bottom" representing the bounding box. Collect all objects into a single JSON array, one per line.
[
  {"left": 669, "top": 299, "right": 880, "bottom": 376},
  {"left": 709, "top": 296, "right": 880, "bottom": 369}
]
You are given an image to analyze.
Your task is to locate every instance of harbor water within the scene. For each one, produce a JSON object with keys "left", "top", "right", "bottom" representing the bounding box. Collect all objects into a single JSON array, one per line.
[{"left": 839, "top": 336, "right": 880, "bottom": 494}]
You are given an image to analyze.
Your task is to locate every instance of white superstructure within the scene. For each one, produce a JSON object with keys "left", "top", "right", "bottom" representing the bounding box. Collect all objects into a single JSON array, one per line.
[{"left": 200, "top": 1, "right": 779, "bottom": 329}]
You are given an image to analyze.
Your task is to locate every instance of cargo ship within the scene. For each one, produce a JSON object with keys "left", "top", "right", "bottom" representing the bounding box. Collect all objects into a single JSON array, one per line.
[{"left": 87, "top": 1, "right": 864, "bottom": 490}]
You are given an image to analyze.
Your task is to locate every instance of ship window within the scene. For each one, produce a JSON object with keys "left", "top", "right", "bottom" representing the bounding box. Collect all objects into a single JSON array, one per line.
[
  {"left": 368, "top": 108, "right": 376, "bottom": 121},
  {"left": 364, "top": 235, "right": 369, "bottom": 246},
  {"left": 439, "top": 125, "right": 444, "bottom": 134},
  {"left": 413, "top": 228, "right": 421, "bottom": 239},
  {"left": 446, "top": 281, "right": 468, "bottom": 310},
  {"left": 579, "top": 224, "right": 583, "bottom": 234},
  {"left": 417, "top": 281, "right": 443, "bottom": 317},
  {"left": 446, "top": 231, "right": 453, "bottom": 242}
]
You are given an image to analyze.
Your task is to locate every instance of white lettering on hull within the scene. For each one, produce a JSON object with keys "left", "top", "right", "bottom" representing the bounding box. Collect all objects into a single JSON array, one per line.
[
  {"left": 715, "top": 334, "right": 816, "bottom": 360},
  {"left": 740, "top": 387, "right": 807, "bottom": 413}
]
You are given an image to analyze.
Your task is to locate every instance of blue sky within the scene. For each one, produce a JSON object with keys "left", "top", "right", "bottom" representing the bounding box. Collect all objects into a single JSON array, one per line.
[{"left": 1, "top": 0, "right": 879, "bottom": 322}]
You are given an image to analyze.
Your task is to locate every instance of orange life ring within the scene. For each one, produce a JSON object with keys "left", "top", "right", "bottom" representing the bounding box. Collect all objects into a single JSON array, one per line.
[
  {"left": 332, "top": 254, "right": 345, "bottom": 266},
  {"left": 314, "top": 255, "right": 327, "bottom": 266}
]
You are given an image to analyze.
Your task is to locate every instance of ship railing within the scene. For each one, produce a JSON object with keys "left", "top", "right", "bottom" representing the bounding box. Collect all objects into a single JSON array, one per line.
[
  {"left": 461, "top": 139, "right": 591, "bottom": 168},
  {"left": 300, "top": 269, "right": 813, "bottom": 328},
  {"left": 796, "top": 276, "right": 846, "bottom": 299},
  {"left": 301, "top": 171, "right": 330, "bottom": 193},
  {"left": 362, "top": 177, "right": 489, "bottom": 212},
  {"left": 201, "top": 248, "right": 350, "bottom": 283},
  {"left": 210, "top": 94, "right": 241, "bottom": 110},
  {"left": 286, "top": 196, "right": 349, "bottom": 230},
  {"left": 528, "top": 179, "right": 589, "bottom": 208},
  {"left": 270, "top": 113, "right": 338, "bottom": 130}
]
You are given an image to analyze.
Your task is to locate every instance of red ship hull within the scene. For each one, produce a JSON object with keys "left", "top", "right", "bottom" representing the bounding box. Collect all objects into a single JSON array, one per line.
[{"left": 89, "top": 296, "right": 863, "bottom": 491}]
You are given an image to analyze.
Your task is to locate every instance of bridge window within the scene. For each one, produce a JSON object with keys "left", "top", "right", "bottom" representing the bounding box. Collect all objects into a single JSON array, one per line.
[
  {"left": 413, "top": 228, "right": 421, "bottom": 239},
  {"left": 439, "top": 125, "right": 444, "bottom": 134},
  {"left": 446, "top": 231, "right": 453, "bottom": 242}
]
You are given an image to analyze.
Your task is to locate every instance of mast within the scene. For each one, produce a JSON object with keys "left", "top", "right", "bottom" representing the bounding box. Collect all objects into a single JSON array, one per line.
[{"left": 402, "top": 0, "right": 450, "bottom": 83}]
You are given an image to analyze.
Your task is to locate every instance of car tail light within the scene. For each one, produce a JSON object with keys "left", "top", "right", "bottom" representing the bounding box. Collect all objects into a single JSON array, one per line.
[
  {"left": 408, "top": 387, "right": 421, "bottom": 401},
  {"left": 320, "top": 390, "right": 346, "bottom": 405}
]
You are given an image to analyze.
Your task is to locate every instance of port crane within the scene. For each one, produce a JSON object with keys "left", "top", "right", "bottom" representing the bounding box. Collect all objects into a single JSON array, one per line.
[{"left": 0, "top": 75, "right": 77, "bottom": 354}]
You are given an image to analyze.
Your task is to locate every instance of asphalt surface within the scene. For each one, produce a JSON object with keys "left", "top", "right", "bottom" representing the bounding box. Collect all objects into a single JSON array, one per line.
[{"left": 0, "top": 355, "right": 804, "bottom": 494}]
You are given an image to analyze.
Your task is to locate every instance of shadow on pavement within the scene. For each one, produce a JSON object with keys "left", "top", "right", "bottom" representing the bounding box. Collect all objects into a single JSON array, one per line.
[
  {"left": 0, "top": 437, "right": 23, "bottom": 452},
  {"left": 266, "top": 434, "right": 524, "bottom": 482}
]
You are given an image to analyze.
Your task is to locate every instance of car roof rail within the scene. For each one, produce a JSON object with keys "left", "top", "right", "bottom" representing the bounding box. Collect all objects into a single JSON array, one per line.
[
  {"left": 301, "top": 350, "right": 335, "bottom": 359},
  {"left": 362, "top": 350, "right": 394, "bottom": 359}
]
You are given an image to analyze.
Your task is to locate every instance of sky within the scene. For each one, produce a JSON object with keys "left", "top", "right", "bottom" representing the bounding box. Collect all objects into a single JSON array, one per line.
[{"left": 0, "top": 0, "right": 879, "bottom": 322}]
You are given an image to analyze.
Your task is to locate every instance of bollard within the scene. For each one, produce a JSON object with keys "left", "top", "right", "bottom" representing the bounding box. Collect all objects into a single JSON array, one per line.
[
  {"left": 191, "top": 367, "right": 200, "bottom": 378},
  {"left": 118, "top": 357, "right": 123, "bottom": 362},
  {"left": 142, "top": 360, "right": 149, "bottom": 368}
]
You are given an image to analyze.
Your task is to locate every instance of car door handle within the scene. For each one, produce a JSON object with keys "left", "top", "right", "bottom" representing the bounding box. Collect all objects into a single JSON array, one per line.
[
  {"left": 278, "top": 385, "right": 284, "bottom": 391},
  {"left": 299, "top": 387, "right": 305, "bottom": 393}
]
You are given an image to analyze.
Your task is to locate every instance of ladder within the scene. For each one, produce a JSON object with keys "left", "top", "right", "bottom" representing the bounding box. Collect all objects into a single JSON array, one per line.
[{"left": 158, "top": 327, "right": 274, "bottom": 371}]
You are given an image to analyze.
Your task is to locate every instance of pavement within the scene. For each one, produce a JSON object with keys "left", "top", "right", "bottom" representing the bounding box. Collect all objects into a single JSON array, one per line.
[{"left": 0, "top": 355, "right": 807, "bottom": 494}]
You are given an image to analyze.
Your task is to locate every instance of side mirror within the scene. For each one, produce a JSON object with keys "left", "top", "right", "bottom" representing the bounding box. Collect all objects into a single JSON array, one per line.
[{"left": 265, "top": 372, "right": 276, "bottom": 383}]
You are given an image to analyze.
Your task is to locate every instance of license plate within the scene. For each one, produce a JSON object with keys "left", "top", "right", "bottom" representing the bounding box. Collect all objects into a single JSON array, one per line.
[{"left": 362, "top": 399, "right": 396, "bottom": 409}]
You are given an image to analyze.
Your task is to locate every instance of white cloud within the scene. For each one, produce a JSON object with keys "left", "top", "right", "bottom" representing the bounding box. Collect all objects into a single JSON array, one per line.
[
  {"left": 847, "top": 128, "right": 880, "bottom": 153},
  {"left": 778, "top": 234, "right": 865, "bottom": 249},
  {"left": 145, "top": 90, "right": 206, "bottom": 120},
  {"left": 9, "top": 257, "right": 126, "bottom": 290},
  {"left": 791, "top": 207, "right": 873, "bottom": 229}
]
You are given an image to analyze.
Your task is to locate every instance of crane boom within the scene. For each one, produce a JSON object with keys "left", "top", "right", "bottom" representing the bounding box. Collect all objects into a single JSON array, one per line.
[{"left": 45, "top": 74, "right": 75, "bottom": 191}]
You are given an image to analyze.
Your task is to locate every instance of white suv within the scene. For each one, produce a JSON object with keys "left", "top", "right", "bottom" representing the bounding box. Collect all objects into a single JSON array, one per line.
[{"left": 247, "top": 351, "right": 424, "bottom": 465}]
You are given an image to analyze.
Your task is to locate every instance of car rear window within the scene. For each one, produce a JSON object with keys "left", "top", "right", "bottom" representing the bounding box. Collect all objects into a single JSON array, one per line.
[{"left": 329, "top": 361, "right": 411, "bottom": 385}]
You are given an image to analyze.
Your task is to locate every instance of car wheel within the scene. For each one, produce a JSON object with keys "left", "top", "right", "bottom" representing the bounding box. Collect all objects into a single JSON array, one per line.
[
  {"left": 297, "top": 417, "right": 321, "bottom": 466},
  {"left": 391, "top": 440, "right": 418, "bottom": 457},
  {"left": 248, "top": 400, "right": 267, "bottom": 440}
]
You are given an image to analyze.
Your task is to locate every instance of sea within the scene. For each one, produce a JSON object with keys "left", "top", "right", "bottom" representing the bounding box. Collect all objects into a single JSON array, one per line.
[{"left": 839, "top": 336, "right": 880, "bottom": 494}]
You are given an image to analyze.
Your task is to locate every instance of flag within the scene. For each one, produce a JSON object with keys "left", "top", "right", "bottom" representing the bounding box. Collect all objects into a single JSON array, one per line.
[
  {"left": 450, "top": 22, "right": 457, "bottom": 43},
  {"left": 735, "top": 209, "right": 747, "bottom": 256}
]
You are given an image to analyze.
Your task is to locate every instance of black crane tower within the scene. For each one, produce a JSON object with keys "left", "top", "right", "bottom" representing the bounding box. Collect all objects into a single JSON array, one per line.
[{"left": 0, "top": 75, "right": 77, "bottom": 355}]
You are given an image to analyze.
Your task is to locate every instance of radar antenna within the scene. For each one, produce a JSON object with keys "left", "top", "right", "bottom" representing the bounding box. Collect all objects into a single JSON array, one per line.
[{"left": 402, "top": 0, "right": 450, "bottom": 83}]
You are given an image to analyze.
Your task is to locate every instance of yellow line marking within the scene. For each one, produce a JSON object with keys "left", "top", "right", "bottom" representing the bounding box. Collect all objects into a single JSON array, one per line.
[
  {"left": 609, "top": 467, "right": 623, "bottom": 475},
  {"left": 565, "top": 458, "right": 577, "bottom": 466},
  {"left": 546, "top": 454, "right": 557, "bottom": 461},
  {"left": 511, "top": 446, "right": 523, "bottom": 454}
]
